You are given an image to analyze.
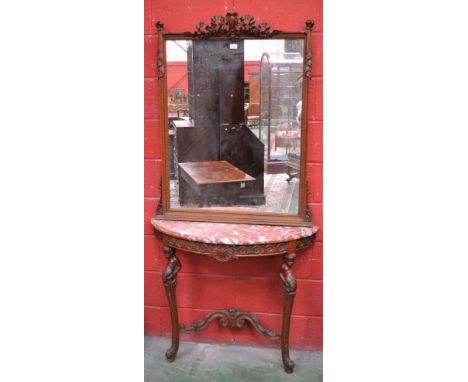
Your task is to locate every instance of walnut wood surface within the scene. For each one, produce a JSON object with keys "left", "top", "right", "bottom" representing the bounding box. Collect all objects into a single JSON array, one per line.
[
  {"left": 156, "top": 17, "right": 315, "bottom": 226},
  {"left": 280, "top": 249, "right": 297, "bottom": 373},
  {"left": 193, "top": 12, "right": 274, "bottom": 39},
  {"left": 156, "top": 227, "right": 313, "bottom": 373},
  {"left": 154, "top": 16, "right": 316, "bottom": 374},
  {"left": 178, "top": 161, "right": 255, "bottom": 185},
  {"left": 156, "top": 230, "right": 315, "bottom": 261},
  {"left": 162, "top": 246, "right": 181, "bottom": 362},
  {"left": 180, "top": 308, "right": 280, "bottom": 339}
]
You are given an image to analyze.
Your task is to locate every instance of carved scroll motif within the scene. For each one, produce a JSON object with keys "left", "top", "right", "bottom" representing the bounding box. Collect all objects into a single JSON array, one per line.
[
  {"left": 155, "top": 21, "right": 165, "bottom": 79},
  {"left": 163, "top": 245, "right": 175, "bottom": 258},
  {"left": 280, "top": 259, "right": 297, "bottom": 296},
  {"left": 180, "top": 308, "right": 281, "bottom": 339},
  {"left": 162, "top": 246, "right": 180, "bottom": 287},
  {"left": 304, "top": 51, "right": 312, "bottom": 80},
  {"left": 304, "top": 19, "right": 314, "bottom": 80},
  {"left": 165, "top": 236, "right": 240, "bottom": 261},
  {"left": 156, "top": 176, "right": 163, "bottom": 215},
  {"left": 159, "top": 234, "right": 316, "bottom": 261},
  {"left": 194, "top": 12, "right": 273, "bottom": 38}
]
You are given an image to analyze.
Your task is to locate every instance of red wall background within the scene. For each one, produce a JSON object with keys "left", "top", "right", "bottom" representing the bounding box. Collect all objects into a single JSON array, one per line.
[{"left": 144, "top": 0, "right": 323, "bottom": 350}]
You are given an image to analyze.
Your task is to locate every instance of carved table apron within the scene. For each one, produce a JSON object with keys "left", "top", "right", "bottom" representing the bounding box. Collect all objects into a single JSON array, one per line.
[{"left": 151, "top": 219, "right": 318, "bottom": 374}]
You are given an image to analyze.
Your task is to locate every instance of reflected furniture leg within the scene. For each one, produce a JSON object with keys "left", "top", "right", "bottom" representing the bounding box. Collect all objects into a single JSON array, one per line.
[
  {"left": 162, "top": 246, "right": 181, "bottom": 362},
  {"left": 280, "top": 250, "right": 297, "bottom": 373}
]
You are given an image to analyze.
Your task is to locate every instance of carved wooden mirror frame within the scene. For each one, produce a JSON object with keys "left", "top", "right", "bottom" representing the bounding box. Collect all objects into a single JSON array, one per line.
[{"left": 155, "top": 13, "right": 314, "bottom": 226}]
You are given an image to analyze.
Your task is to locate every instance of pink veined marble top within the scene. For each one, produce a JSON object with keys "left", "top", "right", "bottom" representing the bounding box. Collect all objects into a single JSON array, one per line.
[{"left": 151, "top": 219, "right": 319, "bottom": 245}]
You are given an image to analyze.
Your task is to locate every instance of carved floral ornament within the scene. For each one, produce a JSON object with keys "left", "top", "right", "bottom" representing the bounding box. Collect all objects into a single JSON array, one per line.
[
  {"left": 195, "top": 12, "right": 273, "bottom": 38},
  {"left": 155, "top": 13, "right": 314, "bottom": 88},
  {"left": 153, "top": 13, "right": 315, "bottom": 227},
  {"left": 155, "top": 12, "right": 314, "bottom": 39},
  {"left": 159, "top": 233, "right": 315, "bottom": 262}
]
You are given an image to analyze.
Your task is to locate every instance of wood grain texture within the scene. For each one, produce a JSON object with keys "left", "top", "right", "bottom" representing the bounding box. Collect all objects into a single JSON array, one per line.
[
  {"left": 155, "top": 16, "right": 314, "bottom": 226},
  {"left": 178, "top": 161, "right": 255, "bottom": 185}
]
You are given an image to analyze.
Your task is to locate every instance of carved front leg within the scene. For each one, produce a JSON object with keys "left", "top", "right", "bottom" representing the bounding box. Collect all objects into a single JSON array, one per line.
[
  {"left": 280, "top": 251, "right": 297, "bottom": 373},
  {"left": 162, "top": 246, "right": 181, "bottom": 362}
]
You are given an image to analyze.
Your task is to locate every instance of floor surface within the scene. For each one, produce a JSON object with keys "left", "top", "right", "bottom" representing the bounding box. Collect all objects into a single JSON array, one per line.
[
  {"left": 144, "top": 337, "right": 322, "bottom": 382},
  {"left": 170, "top": 173, "right": 299, "bottom": 213}
]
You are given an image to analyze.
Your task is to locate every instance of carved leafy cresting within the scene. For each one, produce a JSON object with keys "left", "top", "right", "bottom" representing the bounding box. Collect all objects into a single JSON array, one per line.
[
  {"left": 194, "top": 12, "right": 273, "bottom": 38},
  {"left": 180, "top": 308, "right": 281, "bottom": 339}
]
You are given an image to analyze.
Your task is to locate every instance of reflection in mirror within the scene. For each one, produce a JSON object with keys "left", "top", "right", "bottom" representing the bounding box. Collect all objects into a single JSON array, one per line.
[{"left": 165, "top": 39, "right": 304, "bottom": 214}]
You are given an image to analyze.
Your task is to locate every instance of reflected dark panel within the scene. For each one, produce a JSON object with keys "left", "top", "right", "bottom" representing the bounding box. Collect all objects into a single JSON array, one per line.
[{"left": 166, "top": 39, "right": 304, "bottom": 214}]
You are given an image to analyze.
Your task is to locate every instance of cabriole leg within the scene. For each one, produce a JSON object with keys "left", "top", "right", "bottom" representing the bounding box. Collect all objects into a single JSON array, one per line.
[
  {"left": 162, "top": 246, "right": 181, "bottom": 362},
  {"left": 280, "top": 251, "right": 297, "bottom": 373}
]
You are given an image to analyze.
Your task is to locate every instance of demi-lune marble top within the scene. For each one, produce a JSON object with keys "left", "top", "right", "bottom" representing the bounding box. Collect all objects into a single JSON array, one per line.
[{"left": 151, "top": 219, "right": 318, "bottom": 246}]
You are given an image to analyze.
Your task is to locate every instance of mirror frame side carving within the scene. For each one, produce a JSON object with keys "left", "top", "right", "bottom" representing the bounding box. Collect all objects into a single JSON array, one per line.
[{"left": 155, "top": 14, "right": 314, "bottom": 227}]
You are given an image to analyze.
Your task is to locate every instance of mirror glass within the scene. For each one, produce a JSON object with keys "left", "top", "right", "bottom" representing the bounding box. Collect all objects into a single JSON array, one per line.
[{"left": 165, "top": 39, "right": 304, "bottom": 214}]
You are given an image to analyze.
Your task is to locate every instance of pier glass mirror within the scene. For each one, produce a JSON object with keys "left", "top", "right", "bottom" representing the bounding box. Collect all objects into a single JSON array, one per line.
[{"left": 155, "top": 14, "right": 314, "bottom": 226}]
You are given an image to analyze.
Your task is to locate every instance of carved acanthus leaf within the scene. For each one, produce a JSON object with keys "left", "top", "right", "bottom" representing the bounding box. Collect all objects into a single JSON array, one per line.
[
  {"left": 160, "top": 234, "right": 315, "bottom": 261},
  {"left": 280, "top": 263, "right": 297, "bottom": 295},
  {"left": 194, "top": 12, "right": 273, "bottom": 38},
  {"left": 162, "top": 250, "right": 180, "bottom": 287}
]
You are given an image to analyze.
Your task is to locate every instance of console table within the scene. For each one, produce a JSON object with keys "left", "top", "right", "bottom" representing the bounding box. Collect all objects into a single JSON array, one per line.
[{"left": 152, "top": 219, "right": 318, "bottom": 373}]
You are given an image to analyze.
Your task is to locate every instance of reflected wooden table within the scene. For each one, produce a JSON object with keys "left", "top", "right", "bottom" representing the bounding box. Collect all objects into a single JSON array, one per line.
[
  {"left": 178, "top": 160, "right": 256, "bottom": 207},
  {"left": 151, "top": 219, "right": 318, "bottom": 373}
]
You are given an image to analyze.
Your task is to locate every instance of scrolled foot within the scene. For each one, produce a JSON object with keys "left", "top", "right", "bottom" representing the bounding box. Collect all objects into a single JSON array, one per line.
[
  {"left": 283, "top": 358, "right": 295, "bottom": 373},
  {"left": 165, "top": 344, "right": 178, "bottom": 362}
]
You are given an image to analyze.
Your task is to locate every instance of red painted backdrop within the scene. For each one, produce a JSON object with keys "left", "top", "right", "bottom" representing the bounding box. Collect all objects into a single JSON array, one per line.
[{"left": 144, "top": 0, "right": 323, "bottom": 350}]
